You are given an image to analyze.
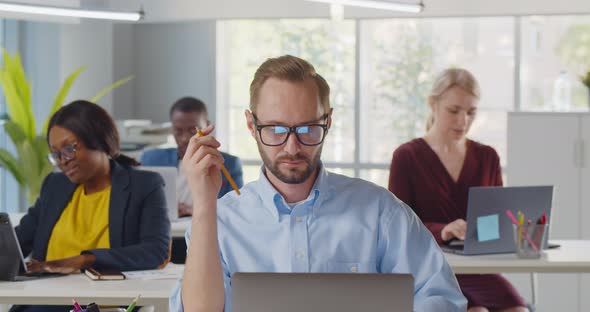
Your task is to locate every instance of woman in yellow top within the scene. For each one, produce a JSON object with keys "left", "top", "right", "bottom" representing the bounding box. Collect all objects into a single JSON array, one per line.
[{"left": 12, "top": 100, "right": 170, "bottom": 312}]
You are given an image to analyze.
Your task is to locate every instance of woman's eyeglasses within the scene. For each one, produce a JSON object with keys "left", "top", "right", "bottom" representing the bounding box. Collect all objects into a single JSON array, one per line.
[{"left": 47, "top": 142, "right": 78, "bottom": 166}]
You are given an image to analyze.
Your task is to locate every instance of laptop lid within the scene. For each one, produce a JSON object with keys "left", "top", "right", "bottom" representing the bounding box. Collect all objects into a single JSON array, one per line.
[
  {"left": 0, "top": 212, "right": 27, "bottom": 281},
  {"left": 139, "top": 166, "right": 178, "bottom": 221},
  {"left": 463, "top": 185, "right": 553, "bottom": 255},
  {"left": 232, "top": 273, "right": 414, "bottom": 312}
]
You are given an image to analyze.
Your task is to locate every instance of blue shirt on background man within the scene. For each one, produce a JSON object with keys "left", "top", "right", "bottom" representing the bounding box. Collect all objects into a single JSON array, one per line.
[{"left": 170, "top": 164, "right": 467, "bottom": 312}]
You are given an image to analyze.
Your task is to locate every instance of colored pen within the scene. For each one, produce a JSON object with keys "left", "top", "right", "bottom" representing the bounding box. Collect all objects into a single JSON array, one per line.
[
  {"left": 506, "top": 210, "right": 539, "bottom": 252},
  {"left": 125, "top": 294, "right": 140, "bottom": 312},
  {"left": 196, "top": 127, "right": 241, "bottom": 195},
  {"left": 72, "top": 299, "right": 82, "bottom": 312}
]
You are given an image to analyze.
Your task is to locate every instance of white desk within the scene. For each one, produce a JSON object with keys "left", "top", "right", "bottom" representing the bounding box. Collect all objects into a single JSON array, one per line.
[
  {"left": 445, "top": 240, "right": 590, "bottom": 274},
  {"left": 0, "top": 272, "right": 179, "bottom": 311},
  {"left": 171, "top": 219, "right": 190, "bottom": 238},
  {"left": 445, "top": 240, "right": 590, "bottom": 306}
]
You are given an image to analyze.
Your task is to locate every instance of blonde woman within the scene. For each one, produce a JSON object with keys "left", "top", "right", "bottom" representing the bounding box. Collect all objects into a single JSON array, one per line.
[{"left": 388, "top": 68, "right": 528, "bottom": 312}]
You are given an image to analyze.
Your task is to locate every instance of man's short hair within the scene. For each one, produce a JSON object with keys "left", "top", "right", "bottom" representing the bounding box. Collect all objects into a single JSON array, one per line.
[
  {"left": 169, "top": 97, "right": 208, "bottom": 118},
  {"left": 249, "top": 55, "right": 330, "bottom": 114}
]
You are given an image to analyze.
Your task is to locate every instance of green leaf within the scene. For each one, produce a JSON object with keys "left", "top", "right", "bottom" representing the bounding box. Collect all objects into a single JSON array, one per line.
[
  {"left": 0, "top": 68, "right": 29, "bottom": 138},
  {"left": 26, "top": 153, "right": 53, "bottom": 205},
  {"left": 90, "top": 75, "right": 133, "bottom": 103},
  {"left": 9, "top": 53, "right": 34, "bottom": 134},
  {"left": 30, "top": 136, "right": 50, "bottom": 176},
  {"left": 0, "top": 148, "right": 24, "bottom": 186},
  {"left": 2, "top": 51, "right": 34, "bottom": 138},
  {"left": 3, "top": 120, "right": 26, "bottom": 146},
  {"left": 41, "top": 66, "right": 86, "bottom": 137},
  {"left": 15, "top": 141, "right": 38, "bottom": 194}
]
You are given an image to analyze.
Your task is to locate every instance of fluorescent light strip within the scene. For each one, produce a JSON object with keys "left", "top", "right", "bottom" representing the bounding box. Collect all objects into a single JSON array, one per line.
[
  {"left": 0, "top": 2, "right": 143, "bottom": 21},
  {"left": 306, "top": 0, "right": 423, "bottom": 13}
]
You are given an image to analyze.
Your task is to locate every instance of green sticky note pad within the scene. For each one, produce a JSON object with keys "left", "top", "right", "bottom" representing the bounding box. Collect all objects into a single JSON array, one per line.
[{"left": 477, "top": 214, "right": 500, "bottom": 242}]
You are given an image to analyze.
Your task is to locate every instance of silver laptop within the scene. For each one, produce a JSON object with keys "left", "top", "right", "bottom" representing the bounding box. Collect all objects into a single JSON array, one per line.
[
  {"left": 442, "top": 185, "right": 554, "bottom": 255},
  {"left": 0, "top": 213, "right": 64, "bottom": 281},
  {"left": 232, "top": 273, "right": 413, "bottom": 312},
  {"left": 139, "top": 166, "right": 178, "bottom": 221}
]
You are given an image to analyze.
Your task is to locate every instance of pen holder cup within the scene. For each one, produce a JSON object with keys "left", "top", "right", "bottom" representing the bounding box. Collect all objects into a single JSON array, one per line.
[{"left": 513, "top": 223, "right": 548, "bottom": 259}]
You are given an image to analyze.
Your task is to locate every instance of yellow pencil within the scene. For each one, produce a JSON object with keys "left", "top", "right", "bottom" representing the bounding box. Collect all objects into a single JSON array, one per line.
[{"left": 196, "top": 128, "right": 241, "bottom": 196}]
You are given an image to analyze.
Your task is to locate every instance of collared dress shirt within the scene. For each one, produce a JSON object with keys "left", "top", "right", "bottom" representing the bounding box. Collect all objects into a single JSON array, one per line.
[{"left": 170, "top": 164, "right": 467, "bottom": 312}]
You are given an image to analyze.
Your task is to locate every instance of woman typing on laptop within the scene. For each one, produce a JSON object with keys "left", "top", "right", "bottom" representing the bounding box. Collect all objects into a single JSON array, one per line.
[
  {"left": 11, "top": 101, "right": 171, "bottom": 312},
  {"left": 388, "top": 69, "right": 528, "bottom": 312}
]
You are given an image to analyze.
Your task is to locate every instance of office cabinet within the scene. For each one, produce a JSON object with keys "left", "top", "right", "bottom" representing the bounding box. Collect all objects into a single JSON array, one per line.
[{"left": 508, "top": 112, "right": 589, "bottom": 312}]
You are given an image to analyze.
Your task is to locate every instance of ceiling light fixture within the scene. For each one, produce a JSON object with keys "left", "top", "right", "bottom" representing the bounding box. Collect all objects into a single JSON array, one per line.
[
  {"left": 305, "top": 0, "right": 423, "bottom": 13},
  {"left": 0, "top": 1, "right": 144, "bottom": 21}
]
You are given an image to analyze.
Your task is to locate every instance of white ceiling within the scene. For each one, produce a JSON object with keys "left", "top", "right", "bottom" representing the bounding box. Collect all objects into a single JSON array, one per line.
[
  {"left": 107, "top": 0, "right": 590, "bottom": 23},
  {"left": 1, "top": 0, "right": 590, "bottom": 23}
]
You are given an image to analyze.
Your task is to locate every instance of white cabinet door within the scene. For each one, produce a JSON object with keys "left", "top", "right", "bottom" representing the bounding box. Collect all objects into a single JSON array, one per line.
[
  {"left": 507, "top": 113, "right": 581, "bottom": 312},
  {"left": 581, "top": 114, "right": 590, "bottom": 239},
  {"left": 508, "top": 113, "right": 581, "bottom": 238},
  {"left": 580, "top": 114, "right": 590, "bottom": 312}
]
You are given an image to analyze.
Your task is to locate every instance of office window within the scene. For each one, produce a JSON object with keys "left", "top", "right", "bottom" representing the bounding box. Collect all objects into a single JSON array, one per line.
[
  {"left": 520, "top": 15, "right": 590, "bottom": 111},
  {"left": 360, "top": 18, "right": 514, "bottom": 186},
  {"left": 217, "top": 17, "right": 519, "bottom": 188},
  {"left": 218, "top": 18, "right": 514, "bottom": 187}
]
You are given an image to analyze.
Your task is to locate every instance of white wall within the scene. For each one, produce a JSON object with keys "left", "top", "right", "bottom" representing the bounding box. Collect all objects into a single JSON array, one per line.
[
  {"left": 59, "top": 20, "right": 114, "bottom": 113},
  {"left": 112, "top": 23, "right": 136, "bottom": 119},
  {"left": 114, "top": 21, "right": 217, "bottom": 123}
]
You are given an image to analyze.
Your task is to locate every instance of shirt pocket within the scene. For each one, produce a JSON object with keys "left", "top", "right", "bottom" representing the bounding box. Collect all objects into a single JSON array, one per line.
[{"left": 326, "top": 261, "right": 377, "bottom": 273}]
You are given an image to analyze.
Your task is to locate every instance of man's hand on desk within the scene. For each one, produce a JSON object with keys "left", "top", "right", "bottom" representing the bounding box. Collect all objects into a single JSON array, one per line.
[{"left": 26, "top": 254, "right": 97, "bottom": 274}]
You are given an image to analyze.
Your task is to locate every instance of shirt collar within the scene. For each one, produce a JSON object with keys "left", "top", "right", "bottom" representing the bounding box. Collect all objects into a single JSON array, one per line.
[{"left": 255, "top": 162, "right": 333, "bottom": 221}]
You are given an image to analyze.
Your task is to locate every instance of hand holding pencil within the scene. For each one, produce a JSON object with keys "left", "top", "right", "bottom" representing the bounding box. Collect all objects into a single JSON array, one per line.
[
  {"left": 195, "top": 127, "right": 241, "bottom": 196},
  {"left": 181, "top": 125, "right": 240, "bottom": 217}
]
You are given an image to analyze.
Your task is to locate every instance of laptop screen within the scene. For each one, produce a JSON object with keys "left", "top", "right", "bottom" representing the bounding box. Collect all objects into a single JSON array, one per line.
[
  {"left": 231, "top": 272, "right": 414, "bottom": 312},
  {"left": 0, "top": 213, "right": 27, "bottom": 280}
]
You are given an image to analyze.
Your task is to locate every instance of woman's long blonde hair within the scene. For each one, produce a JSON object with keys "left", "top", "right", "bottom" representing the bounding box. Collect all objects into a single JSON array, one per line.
[{"left": 426, "top": 68, "right": 481, "bottom": 131}]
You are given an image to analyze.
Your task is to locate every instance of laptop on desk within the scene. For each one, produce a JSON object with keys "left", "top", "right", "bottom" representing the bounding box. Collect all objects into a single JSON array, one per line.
[
  {"left": 232, "top": 272, "right": 414, "bottom": 312},
  {"left": 441, "top": 185, "right": 554, "bottom": 255},
  {"left": 0, "top": 213, "right": 64, "bottom": 281},
  {"left": 139, "top": 166, "right": 178, "bottom": 221}
]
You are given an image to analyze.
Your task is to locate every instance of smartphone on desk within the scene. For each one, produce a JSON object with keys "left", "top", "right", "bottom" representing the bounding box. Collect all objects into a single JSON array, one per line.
[{"left": 84, "top": 267, "right": 126, "bottom": 280}]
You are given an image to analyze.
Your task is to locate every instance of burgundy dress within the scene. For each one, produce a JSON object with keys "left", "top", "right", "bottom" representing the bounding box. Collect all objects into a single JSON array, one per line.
[{"left": 388, "top": 138, "right": 525, "bottom": 309}]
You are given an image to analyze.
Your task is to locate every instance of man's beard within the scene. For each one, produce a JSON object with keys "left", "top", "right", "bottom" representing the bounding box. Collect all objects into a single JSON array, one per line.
[{"left": 258, "top": 143, "right": 322, "bottom": 184}]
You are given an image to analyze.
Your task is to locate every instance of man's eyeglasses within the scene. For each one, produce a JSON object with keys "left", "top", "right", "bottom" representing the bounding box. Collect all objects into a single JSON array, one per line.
[
  {"left": 252, "top": 113, "right": 329, "bottom": 146},
  {"left": 47, "top": 142, "right": 78, "bottom": 166}
]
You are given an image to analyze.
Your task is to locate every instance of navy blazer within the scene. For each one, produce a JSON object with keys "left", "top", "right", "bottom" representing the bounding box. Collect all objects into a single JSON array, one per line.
[
  {"left": 15, "top": 160, "right": 171, "bottom": 271},
  {"left": 140, "top": 147, "right": 244, "bottom": 198}
]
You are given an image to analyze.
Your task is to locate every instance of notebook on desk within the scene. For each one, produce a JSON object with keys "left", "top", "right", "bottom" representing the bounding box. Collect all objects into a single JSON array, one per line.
[
  {"left": 0, "top": 213, "right": 64, "bottom": 281},
  {"left": 232, "top": 272, "right": 414, "bottom": 312},
  {"left": 441, "top": 185, "right": 554, "bottom": 255}
]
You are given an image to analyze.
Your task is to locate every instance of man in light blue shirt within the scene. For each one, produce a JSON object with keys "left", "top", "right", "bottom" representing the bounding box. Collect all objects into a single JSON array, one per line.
[{"left": 171, "top": 55, "right": 467, "bottom": 312}]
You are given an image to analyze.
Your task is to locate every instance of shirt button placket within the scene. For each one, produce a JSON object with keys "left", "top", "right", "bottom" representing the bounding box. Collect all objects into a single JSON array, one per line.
[{"left": 290, "top": 209, "right": 309, "bottom": 272}]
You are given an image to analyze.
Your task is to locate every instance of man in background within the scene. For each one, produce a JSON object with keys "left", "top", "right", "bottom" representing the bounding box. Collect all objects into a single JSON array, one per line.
[
  {"left": 141, "top": 97, "right": 243, "bottom": 264},
  {"left": 141, "top": 96, "right": 243, "bottom": 217}
]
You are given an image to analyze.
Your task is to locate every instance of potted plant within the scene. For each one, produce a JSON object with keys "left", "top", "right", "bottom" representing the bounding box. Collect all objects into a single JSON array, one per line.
[{"left": 0, "top": 50, "right": 132, "bottom": 205}]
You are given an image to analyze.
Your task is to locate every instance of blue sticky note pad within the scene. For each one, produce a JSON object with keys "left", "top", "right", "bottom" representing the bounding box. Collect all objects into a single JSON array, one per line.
[{"left": 477, "top": 214, "right": 500, "bottom": 242}]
